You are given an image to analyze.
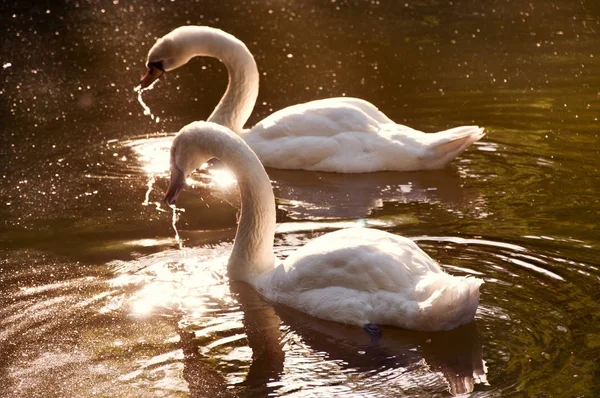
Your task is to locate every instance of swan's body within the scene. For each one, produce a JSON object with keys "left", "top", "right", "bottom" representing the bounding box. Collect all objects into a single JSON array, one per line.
[
  {"left": 164, "top": 121, "right": 483, "bottom": 331},
  {"left": 142, "top": 26, "right": 485, "bottom": 173}
]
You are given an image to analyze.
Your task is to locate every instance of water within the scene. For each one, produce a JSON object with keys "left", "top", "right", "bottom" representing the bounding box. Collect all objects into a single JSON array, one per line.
[
  {"left": 1, "top": 0, "right": 599, "bottom": 397},
  {"left": 135, "top": 82, "right": 160, "bottom": 123}
]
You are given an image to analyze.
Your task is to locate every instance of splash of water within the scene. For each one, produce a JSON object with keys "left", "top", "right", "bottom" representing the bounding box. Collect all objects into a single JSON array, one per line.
[
  {"left": 170, "top": 205, "right": 186, "bottom": 250},
  {"left": 134, "top": 83, "right": 160, "bottom": 123},
  {"left": 154, "top": 201, "right": 166, "bottom": 213},
  {"left": 142, "top": 175, "right": 156, "bottom": 206},
  {"left": 141, "top": 175, "right": 167, "bottom": 213}
]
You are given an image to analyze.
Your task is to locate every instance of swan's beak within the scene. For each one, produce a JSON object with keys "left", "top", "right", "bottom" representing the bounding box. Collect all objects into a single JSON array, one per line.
[
  {"left": 140, "top": 66, "right": 164, "bottom": 89},
  {"left": 164, "top": 168, "right": 185, "bottom": 206}
]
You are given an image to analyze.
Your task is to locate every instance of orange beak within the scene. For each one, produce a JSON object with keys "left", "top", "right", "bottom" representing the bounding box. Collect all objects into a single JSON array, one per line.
[{"left": 140, "top": 66, "right": 164, "bottom": 89}]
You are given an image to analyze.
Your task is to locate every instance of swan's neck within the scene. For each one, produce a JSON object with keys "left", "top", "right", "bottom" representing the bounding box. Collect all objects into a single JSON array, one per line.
[
  {"left": 176, "top": 27, "right": 259, "bottom": 133},
  {"left": 198, "top": 128, "right": 276, "bottom": 281}
]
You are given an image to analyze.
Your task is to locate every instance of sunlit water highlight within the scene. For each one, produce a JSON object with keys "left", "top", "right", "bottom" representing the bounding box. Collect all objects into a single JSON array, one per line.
[
  {"left": 2, "top": 0, "right": 600, "bottom": 396},
  {"left": 4, "top": 230, "right": 595, "bottom": 397},
  {"left": 124, "top": 134, "right": 491, "bottom": 221}
]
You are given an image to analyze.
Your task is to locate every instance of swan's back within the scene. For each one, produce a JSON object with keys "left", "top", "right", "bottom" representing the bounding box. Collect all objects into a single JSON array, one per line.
[
  {"left": 249, "top": 97, "right": 390, "bottom": 139},
  {"left": 281, "top": 228, "right": 442, "bottom": 291},
  {"left": 257, "top": 228, "right": 482, "bottom": 331},
  {"left": 244, "top": 97, "right": 484, "bottom": 173}
]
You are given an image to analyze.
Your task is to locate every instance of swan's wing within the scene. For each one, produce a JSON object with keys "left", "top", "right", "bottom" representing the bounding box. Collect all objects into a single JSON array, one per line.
[
  {"left": 246, "top": 105, "right": 434, "bottom": 172},
  {"left": 244, "top": 98, "right": 484, "bottom": 172},
  {"left": 318, "top": 97, "right": 395, "bottom": 124},
  {"left": 245, "top": 127, "right": 438, "bottom": 173},
  {"left": 248, "top": 97, "right": 388, "bottom": 140},
  {"left": 278, "top": 228, "right": 442, "bottom": 291},
  {"left": 256, "top": 227, "right": 482, "bottom": 331}
]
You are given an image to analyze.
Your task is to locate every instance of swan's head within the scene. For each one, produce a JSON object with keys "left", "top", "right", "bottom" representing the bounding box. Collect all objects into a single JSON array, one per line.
[
  {"left": 163, "top": 122, "right": 218, "bottom": 205},
  {"left": 141, "top": 34, "right": 193, "bottom": 89}
]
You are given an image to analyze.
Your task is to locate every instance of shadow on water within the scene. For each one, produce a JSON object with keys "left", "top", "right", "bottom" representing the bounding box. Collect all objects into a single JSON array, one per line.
[{"left": 182, "top": 282, "right": 487, "bottom": 397}]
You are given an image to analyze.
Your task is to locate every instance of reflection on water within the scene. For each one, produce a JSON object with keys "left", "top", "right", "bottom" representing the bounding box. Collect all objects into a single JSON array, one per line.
[
  {"left": 2, "top": 0, "right": 600, "bottom": 397},
  {"left": 3, "top": 233, "right": 596, "bottom": 397},
  {"left": 126, "top": 134, "right": 491, "bottom": 221},
  {"left": 12, "top": 243, "right": 488, "bottom": 396}
]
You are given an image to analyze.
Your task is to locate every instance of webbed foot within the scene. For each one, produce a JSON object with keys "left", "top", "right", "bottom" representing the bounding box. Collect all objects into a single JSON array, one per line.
[{"left": 363, "top": 323, "right": 382, "bottom": 337}]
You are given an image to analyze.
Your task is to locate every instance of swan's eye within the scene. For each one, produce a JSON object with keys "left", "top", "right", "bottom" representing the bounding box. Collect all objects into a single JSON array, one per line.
[{"left": 147, "top": 60, "right": 164, "bottom": 72}]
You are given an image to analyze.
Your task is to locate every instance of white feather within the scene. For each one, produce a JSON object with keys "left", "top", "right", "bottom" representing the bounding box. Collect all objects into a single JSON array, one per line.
[{"left": 169, "top": 121, "right": 483, "bottom": 332}]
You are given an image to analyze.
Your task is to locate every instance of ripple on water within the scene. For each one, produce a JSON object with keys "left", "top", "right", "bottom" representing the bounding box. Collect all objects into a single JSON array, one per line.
[
  {"left": 99, "top": 239, "right": 490, "bottom": 397},
  {"left": 414, "top": 235, "right": 599, "bottom": 396},
  {"left": 2, "top": 232, "right": 598, "bottom": 397}
]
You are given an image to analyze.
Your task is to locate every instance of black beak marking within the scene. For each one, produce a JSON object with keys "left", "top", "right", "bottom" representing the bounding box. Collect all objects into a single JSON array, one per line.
[{"left": 147, "top": 60, "right": 165, "bottom": 72}]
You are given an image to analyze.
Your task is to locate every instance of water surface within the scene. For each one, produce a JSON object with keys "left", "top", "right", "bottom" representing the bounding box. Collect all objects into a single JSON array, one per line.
[{"left": 1, "top": 0, "right": 599, "bottom": 397}]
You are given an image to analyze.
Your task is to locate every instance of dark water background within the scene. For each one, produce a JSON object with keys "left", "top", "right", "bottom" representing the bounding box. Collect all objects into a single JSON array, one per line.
[{"left": 1, "top": 0, "right": 599, "bottom": 396}]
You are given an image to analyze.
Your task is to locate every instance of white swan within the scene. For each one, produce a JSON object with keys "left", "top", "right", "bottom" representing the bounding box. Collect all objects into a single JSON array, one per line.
[
  {"left": 141, "top": 26, "right": 485, "bottom": 173},
  {"left": 164, "top": 121, "right": 483, "bottom": 331}
]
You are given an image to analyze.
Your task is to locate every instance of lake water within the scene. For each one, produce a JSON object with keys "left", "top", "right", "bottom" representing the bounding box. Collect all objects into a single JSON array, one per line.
[{"left": 1, "top": 0, "right": 599, "bottom": 396}]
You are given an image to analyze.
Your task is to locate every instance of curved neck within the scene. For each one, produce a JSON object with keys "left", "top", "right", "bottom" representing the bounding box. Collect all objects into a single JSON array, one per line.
[
  {"left": 186, "top": 124, "right": 276, "bottom": 281},
  {"left": 174, "top": 27, "right": 259, "bottom": 133}
]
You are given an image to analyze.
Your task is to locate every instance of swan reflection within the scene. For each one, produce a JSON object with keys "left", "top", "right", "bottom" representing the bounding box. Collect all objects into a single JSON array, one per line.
[
  {"left": 179, "top": 280, "right": 488, "bottom": 397},
  {"left": 126, "top": 134, "right": 486, "bottom": 221},
  {"left": 108, "top": 247, "right": 487, "bottom": 396},
  {"left": 268, "top": 166, "right": 479, "bottom": 220}
]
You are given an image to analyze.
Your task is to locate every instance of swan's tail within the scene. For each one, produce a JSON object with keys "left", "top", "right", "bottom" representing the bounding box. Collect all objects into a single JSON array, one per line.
[
  {"left": 420, "top": 275, "right": 484, "bottom": 331},
  {"left": 425, "top": 126, "right": 485, "bottom": 169}
]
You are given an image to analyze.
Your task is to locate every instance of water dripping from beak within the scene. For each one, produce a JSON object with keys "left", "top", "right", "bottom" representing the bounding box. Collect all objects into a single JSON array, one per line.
[
  {"left": 142, "top": 174, "right": 155, "bottom": 206},
  {"left": 169, "top": 204, "right": 185, "bottom": 251},
  {"left": 134, "top": 81, "right": 160, "bottom": 123}
]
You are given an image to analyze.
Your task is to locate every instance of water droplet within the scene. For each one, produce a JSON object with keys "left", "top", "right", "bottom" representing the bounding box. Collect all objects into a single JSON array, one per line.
[
  {"left": 142, "top": 175, "right": 156, "bottom": 206},
  {"left": 134, "top": 83, "right": 159, "bottom": 120},
  {"left": 170, "top": 205, "right": 186, "bottom": 250}
]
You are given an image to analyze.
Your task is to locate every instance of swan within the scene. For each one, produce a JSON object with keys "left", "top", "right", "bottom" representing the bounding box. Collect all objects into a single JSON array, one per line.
[
  {"left": 163, "top": 121, "right": 483, "bottom": 331},
  {"left": 141, "top": 25, "right": 485, "bottom": 173}
]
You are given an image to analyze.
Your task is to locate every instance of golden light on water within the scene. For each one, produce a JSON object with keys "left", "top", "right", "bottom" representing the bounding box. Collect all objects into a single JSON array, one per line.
[
  {"left": 127, "top": 136, "right": 172, "bottom": 175},
  {"left": 208, "top": 168, "right": 238, "bottom": 188},
  {"left": 125, "top": 238, "right": 174, "bottom": 247},
  {"left": 131, "top": 285, "right": 169, "bottom": 315},
  {"left": 128, "top": 135, "right": 239, "bottom": 194},
  {"left": 106, "top": 246, "right": 234, "bottom": 318},
  {"left": 127, "top": 135, "right": 241, "bottom": 216}
]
